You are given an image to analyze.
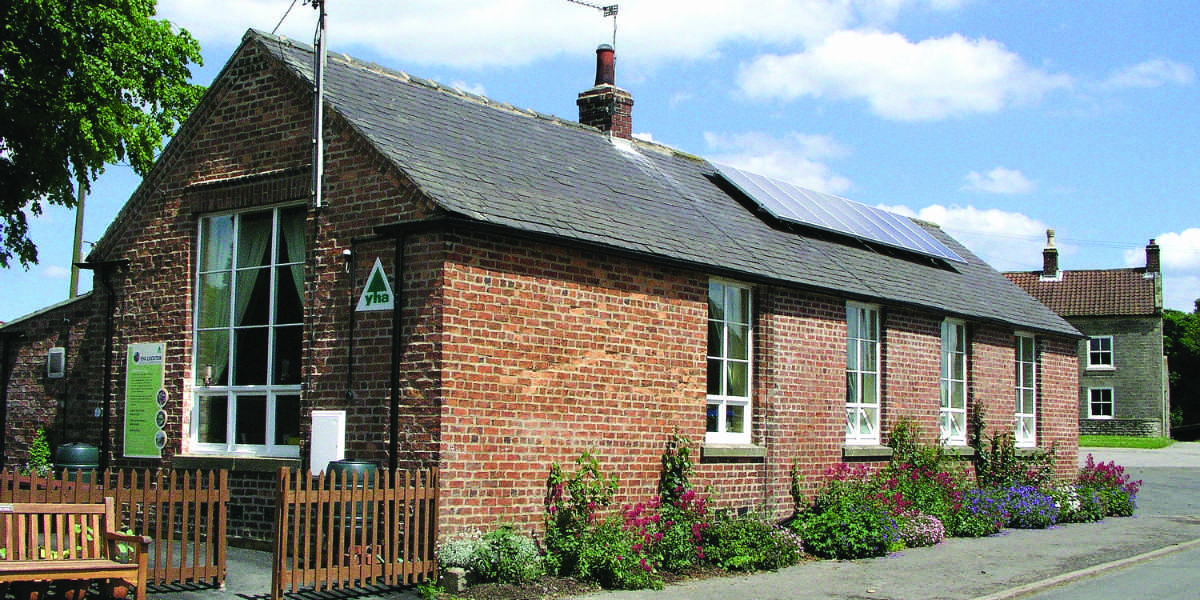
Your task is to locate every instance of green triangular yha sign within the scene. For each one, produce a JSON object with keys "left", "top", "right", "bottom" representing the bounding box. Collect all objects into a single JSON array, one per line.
[{"left": 356, "top": 258, "right": 395, "bottom": 311}]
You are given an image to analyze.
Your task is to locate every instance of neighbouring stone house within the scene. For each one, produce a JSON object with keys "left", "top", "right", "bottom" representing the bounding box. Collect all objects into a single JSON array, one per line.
[
  {"left": 0, "top": 30, "right": 1081, "bottom": 544},
  {"left": 1006, "top": 231, "right": 1169, "bottom": 437}
]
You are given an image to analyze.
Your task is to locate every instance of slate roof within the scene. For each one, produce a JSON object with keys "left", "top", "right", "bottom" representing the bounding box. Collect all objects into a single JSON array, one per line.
[
  {"left": 248, "top": 30, "right": 1078, "bottom": 338},
  {"left": 1004, "top": 269, "right": 1160, "bottom": 317}
]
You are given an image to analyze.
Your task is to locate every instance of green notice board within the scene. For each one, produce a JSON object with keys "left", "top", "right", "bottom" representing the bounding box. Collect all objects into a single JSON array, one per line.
[{"left": 124, "top": 343, "right": 167, "bottom": 458}]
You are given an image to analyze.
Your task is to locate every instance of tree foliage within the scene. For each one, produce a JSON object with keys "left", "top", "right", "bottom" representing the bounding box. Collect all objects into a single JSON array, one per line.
[
  {"left": 1165, "top": 301, "right": 1200, "bottom": 429},
  {"left": 0, "top": 0, "right": 204, "bottom": 267}
]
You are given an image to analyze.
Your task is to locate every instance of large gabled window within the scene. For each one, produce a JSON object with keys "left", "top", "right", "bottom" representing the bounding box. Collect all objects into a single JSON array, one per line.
[
  {"left": 940, "top": 319, "right": 967, "bottom": 445},
  {"left": 846, "top": 303, "right": 881, "bottom": 445},
  {"left": 1015, "top": 334, "right": 1037, "bottom": 447},
  {"left": 193, "top": 205, "right": 306, "bottom": 456},
  {"left": 706, "top": 280, "right": 751, "bottom": 444}
]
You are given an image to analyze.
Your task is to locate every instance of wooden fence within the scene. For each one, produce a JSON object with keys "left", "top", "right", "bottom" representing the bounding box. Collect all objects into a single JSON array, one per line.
[
  {"left": 0, "top": 469, "right": 229, "bottom": 588},
  {"left": 273, "top": 467, "right": 438, "bottom": 600}
]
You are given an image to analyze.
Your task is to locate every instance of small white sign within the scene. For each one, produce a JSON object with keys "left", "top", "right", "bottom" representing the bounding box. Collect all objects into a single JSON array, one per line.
[{"left": 356, "top": 258, "right": 395, "bottom": 311}]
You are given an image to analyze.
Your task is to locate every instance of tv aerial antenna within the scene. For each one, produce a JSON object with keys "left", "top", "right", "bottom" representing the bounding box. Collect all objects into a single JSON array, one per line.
[{"left": 566, "top": 0, "right": 619, "bottom": 48}]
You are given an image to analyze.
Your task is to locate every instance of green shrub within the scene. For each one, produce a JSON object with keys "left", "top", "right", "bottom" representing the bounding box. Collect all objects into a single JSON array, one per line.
[
  {"left": 875, "top": 463, "right": 965, "bottom": 524},
  {"left": 437, "top": 529, "right": 482, "bottom": 571},
  {"left": 653, "top": 488, "right": 711, "bottom": 573},
  {"left": 810, "top": 463, "right": 877, "bottom": 514},
  {"left": 895, "top": 510, "right": 945, "bottom": 548},
  {"left": 27, "top": 429, "right": 52, "bottom": 476},
  {"left": 703, "top": 515, "right": 803, "bottom": 571},
  {"left": 544, "top": 452, "right": 619, "bottom": 574},
  {"left": 1048, "top": 484, "right": 1105, "bottom": 524},
  {"left": 1077, "top": 454, "right": 1142, "bottom": 517},
  {"left": 887, "top": 417, "right": 947, "bottom": 472},
  {"left": 974, "top": 432, "right": 1057, "bottom": 491},
  {"left": 468, "top": 526, "right": 545, "bottom": 584},
  {"left": 945, "top": 488, "right": 1006, "bottom": 538},
  {"left": 576, "top": 519, "right": 662, "bottom": 590},
  {"left": 797, "top": 503, "right": 899, "bottom": 559}
]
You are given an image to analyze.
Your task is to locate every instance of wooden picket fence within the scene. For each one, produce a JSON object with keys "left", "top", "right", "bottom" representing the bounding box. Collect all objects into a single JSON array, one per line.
[
  {"left": 0, "top": 469, "right": 229, "bottom": 588},
  {"left": 272, "top": 467, "right": 438, "bottom": 600}
]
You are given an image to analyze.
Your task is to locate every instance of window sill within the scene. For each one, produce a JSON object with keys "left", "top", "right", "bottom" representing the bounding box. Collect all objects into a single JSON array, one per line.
[
  {"left": 1085, "top": 366, "right": 1115, "bottom": 372},
  {"left": 701, "top": 443, "right": 766, "bottom": 463},
  {"left": 942, "top": 446, "right": 975, "bottom": 457},
  {"left": 173, "top": 454, "right": 301, "bottom": 473},
  {"left": 842, "top": 445, "right": 893, "bottom": 460}
]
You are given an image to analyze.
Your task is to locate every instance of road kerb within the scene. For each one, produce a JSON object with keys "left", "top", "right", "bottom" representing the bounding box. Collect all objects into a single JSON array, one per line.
[{"left": 972, "top": 535, "right": 1200, "bottom": 600}]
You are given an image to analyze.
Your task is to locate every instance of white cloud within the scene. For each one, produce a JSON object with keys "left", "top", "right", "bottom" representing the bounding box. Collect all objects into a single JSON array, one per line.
[
  {"left": 1124, "top": 228, "right": 1200, "bottom": 311},
  {"left": 1104, "top": 59, "right": 1195, "bottom": 89},
  {"left": 158, "top": 0, "right": 967, "bottom": 69},
  {"left": 961, "top": 167, "right": 1036, "bottom": 195},
  {"left": 881, "top": 204, "right": 1048, "bottom": 270},
  {"left": 704, "top": 131, "right": 853, "bottom": 194},
  {"left": 738, "top": 30, "right": 1071, "bottom": 121},
  {"left": 42, "top": 265, "right": 71, "bottom": 280}
]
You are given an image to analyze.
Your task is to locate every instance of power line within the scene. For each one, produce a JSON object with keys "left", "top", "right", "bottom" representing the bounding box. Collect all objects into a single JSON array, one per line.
[
  {"left": 566, "top": 0, "right": 619, "bottom": 48},
  {"left": 272, "top": 0, "right": 301, "bottom": 35}
]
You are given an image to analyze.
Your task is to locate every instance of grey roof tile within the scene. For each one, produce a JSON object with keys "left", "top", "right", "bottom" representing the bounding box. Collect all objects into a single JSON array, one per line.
[{"left": 251, "top": 30, "right": 1076, "bottom": 337}]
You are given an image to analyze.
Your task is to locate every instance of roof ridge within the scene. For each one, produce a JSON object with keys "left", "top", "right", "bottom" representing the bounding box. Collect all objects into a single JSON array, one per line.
[{"left": 248, "top": 29, "right": 597, "bottom": 135}]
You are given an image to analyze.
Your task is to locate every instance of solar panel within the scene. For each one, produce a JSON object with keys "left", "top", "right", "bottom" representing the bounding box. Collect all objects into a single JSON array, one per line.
[{"left": 713, "top": 163, "right": 966, "bottom": 264}]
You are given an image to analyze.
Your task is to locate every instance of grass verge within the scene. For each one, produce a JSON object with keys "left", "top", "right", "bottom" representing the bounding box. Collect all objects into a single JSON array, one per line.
[{"left": 1079, "top": 435, "right": 1175, "bottom": 449}]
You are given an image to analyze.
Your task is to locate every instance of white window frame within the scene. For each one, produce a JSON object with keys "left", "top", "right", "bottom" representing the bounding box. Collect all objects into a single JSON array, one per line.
[
  {"left": 940, "top": 319, "right": 968, "bottom": 446},
  {"left": 706, "top": 279, "right": 752, "bottom": 445},
  {"left": 846, "top": 302, "right": 881, "bottom": 445},
  {"left": 1088, "top": 387, "right": 1114, "bottom": 419},
  {"left": 1087, "top": 336, "right": 1114, "bottom": 370},
  {"left": 192, "top": 205, "right": 305, "bottom": 457},
  {"left": 1015, "top": 333, "right": 1037, "bottom": 448}
]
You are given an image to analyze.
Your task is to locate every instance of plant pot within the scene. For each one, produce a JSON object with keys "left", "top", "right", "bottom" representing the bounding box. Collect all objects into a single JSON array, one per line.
[{"left": 103, "top": 580, "right": 130, "bottom": 600}]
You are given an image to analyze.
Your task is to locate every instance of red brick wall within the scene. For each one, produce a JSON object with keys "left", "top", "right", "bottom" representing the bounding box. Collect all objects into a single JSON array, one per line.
[
  {"left": 882, "top": 308, "right": 942, "bottom": 442},
  {"left": 435, "top": 231, "right": 707, "bottom": 533},
  {"left": 0, "top": 296, "right": 107, "bottom": 468},
  {"left": 1040, "top": 336, "right": 1081, "bottom": 478}
]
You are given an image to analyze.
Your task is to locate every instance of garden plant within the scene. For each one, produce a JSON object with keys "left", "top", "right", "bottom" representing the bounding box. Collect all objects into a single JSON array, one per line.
[{"left": 430, "top": 422, "right": 1144, "bottom": 597}]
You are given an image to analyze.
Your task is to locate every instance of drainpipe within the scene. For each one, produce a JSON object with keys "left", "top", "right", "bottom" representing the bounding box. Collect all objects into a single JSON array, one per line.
[
  {"left": 388, "top": 235, "right": 406, "bottom": 471},
  {"left": 76, "top": 259, "right": 130, "bottom": 471},
  {"left": 0, "top": 330, "right": 17, "bottom": 469}
]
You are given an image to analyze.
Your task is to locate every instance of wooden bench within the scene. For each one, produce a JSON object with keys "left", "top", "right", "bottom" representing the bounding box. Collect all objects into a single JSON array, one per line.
[{"left": 0, "top": 498, "right": 151, "bottom": 599}]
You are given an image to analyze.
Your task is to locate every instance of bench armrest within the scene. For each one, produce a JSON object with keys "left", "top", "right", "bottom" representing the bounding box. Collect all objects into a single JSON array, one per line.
[{"left": 104, "top": 531, "right": 153, "bottom": 548}]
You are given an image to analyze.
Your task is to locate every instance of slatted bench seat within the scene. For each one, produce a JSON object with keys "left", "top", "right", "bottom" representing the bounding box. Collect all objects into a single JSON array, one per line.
[{"left": 0, "top": 498, "right": 151, "bottom": 599}]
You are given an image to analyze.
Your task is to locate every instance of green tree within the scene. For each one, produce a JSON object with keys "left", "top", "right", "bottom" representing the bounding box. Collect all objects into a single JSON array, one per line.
[
  {"left": 1165, "top": 301, "right": 1200, "bottom": 433},
  {"left": 0, "top": 0, "right": 204, "bottom": 267}
]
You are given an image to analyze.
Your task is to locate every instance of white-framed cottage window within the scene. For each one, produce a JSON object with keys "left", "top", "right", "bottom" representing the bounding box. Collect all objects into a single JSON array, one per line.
[
  {"left": 706, "top": 279, "right": 752, "bottom": 444},
  {"left": 846, "top": 302, "right": 881, "bottom": 445},
  {"left": 1015, "top": 334, "right": 1037, "bottom": 447},
  {"left": 193, "top": 205, "right": 306, "bottom": 457},
  {"left": 1088, "top": 388, "right": 1114, "bottom": 419},
  {"left": 1087, "top": 336, "right": 1114, "bottom": 370},
  {"left": 940, "top": 319, "right": 967, "bottom": 445}
]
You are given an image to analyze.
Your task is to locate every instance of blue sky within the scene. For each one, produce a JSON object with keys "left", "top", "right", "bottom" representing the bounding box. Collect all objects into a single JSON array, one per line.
[{"left": 3, "top": 0, "right": 1198, "bottom": 322}]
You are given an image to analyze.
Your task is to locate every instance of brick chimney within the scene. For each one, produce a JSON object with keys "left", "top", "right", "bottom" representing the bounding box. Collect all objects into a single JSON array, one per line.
[
  {"left": 577, "top": 44, "right": 634, "bottom": 139},
  {"left": 1146, "top": 238, "right": 1161, "bottom": 274},
  {"left": 1042, "top": 229, "right": 1059, "bottom": 278}
]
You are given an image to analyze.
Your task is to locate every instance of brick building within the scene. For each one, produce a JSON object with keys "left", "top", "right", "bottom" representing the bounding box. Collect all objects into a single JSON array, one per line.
[
  {"left": 1006, "top": 231, "right": 1169, "bottom": 437},
  {"left": 1, "top": 30, "right": 1081, "bottom": 543}
]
